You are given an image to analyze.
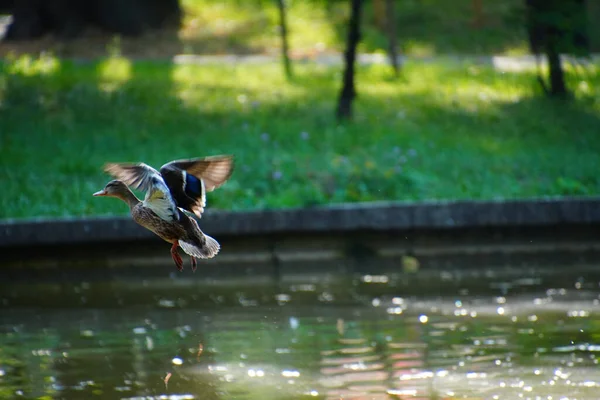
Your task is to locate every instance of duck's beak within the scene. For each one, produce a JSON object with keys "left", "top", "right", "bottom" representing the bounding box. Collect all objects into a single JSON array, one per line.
[{"left": 93, "top": 189, "right": 107, "bottom": 197}]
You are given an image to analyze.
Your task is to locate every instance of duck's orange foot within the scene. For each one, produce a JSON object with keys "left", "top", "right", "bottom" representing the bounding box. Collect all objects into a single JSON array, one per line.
[
  {"left": 191, "top": 256, "right": 197, "bottom": 272},
  {"left": 170, "top": 242, "right": 184, "bottom": 271}
]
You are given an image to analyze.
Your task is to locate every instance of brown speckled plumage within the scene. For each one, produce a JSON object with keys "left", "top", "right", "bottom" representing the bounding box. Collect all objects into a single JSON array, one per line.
[{"left": 132, "top": 205, "right": 205, "bottom": 249}]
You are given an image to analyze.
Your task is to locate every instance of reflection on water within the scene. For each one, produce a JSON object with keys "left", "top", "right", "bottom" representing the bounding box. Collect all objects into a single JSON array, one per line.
[{"left": 1, "top": 267, "right": 600, "bottom": 400}]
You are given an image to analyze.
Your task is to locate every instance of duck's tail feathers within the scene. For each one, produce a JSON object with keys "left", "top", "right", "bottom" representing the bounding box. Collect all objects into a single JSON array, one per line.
[{"left": 178, "top": 234, "right": 220, "bottom": 259}]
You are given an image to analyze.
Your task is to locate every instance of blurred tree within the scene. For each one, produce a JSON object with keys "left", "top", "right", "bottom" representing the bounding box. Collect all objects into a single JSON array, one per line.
[
  {"left": 472, "top": 0, "right": 483, "bottom": 28},
  {"left": 385, "top": 0, "right": 400, "bottom": 78},
  {"left": 276, "top": 0, "right": 293, "bottom": 80},
  {"left": 373, "top": 0, "right": 385, "bottom": 30},
  {"left": 337, "top": 0, "right": 363, "bottom": 120},
  {"left": 525, "top": 0, "right": 589, "bottom": 97},
  {"left": 3, "top": 0, "right": 181, "bottom": 40}
]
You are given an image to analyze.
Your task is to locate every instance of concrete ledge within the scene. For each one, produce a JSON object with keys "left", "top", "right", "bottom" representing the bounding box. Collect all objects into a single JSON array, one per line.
[{"left": 1, "top": 197, "right": 599, "bottom": 248}]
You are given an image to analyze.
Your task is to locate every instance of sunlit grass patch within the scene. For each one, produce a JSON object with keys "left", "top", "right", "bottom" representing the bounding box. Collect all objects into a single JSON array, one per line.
[
  {"left": 3, "top": 53, "right": 61, "bottom": 77},
  {"left": 97, "top": 57, "right": 131, "bottom": 82},
  {"left": 180, "top": 0, "right": 344, "bottom": 54},
  {"left": 179, "top": 0, "right": 530, "bottom": 56},
  {"left": 96, "top": 56, "right": 132, "bottom": 93},
  {"left": 0, "top": 55, "right": 599, "bottom": 219}
]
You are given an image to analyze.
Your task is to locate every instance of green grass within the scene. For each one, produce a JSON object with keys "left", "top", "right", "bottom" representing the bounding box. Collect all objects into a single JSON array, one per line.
[{"left": 1, "top": 54, "right": 600, "bottom": 219}]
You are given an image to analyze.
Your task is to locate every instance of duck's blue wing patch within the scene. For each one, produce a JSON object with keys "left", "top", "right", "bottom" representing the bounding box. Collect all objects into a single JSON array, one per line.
[{"left": 185, "top": 173, "right": 204, "bottom": 198}]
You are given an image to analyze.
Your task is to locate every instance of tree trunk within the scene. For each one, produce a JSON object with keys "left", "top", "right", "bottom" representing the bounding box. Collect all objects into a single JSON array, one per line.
[
  {"left": 276, "top": 0, "right": 293, "bottom": 80},
  {"left": 525, "top": 0, "right": 588, "bottom": 97},
  {"left": 471, "top": 0, "right": 484, "bottom": 28},
  {"left": 336, "top": 0, "right": 363, "bottom": 120},
  {"left": 385, "top": 0, "right": 400, "bottom": 78},
  {"left": 373, "top": 0, "right": 385, "bottom": 30},
  {"left": 546, "top": 33, "right": 567, "bottom": 97}
]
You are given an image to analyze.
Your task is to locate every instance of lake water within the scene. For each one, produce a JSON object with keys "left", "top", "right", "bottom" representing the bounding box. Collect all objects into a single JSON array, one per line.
[{"left": 1, "top": 265, "right": 600, "bottom": 400}]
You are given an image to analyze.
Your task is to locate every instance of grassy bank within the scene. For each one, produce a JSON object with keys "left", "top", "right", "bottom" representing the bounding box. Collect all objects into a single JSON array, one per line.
[
  {"left": 1, "top": 55, "right": 599, "bottom": 219},
  {"left": 0, "top": 0, "right": 528, "bottom": 59}
]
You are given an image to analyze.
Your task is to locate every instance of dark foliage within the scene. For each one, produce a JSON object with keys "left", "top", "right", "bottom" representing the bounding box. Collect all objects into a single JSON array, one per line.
[{"left": 4, "top": 0, "right": 181, "bottom": 40}]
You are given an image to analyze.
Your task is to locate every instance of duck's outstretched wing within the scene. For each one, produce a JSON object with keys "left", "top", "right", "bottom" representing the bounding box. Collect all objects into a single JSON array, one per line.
[
  {"left": 159, "top": 155, "right": 234, "bottom": 218},
  {"left": 104, "top": 162, "right": 179, "bottom": 222}
]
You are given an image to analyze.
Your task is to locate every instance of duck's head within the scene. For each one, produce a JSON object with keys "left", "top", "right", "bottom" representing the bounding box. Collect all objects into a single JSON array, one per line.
[{"left": 93, "top": 180, "right": 131, "bottom": 198}]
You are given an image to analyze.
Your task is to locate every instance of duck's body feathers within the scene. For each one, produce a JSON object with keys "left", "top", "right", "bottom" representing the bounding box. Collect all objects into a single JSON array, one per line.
[
  {"left": 131, "top": 205, "right": 219, "bottom": 259},
  {"left": 131, "top": 204, "right": 185, "bottom": 243},
  {"left": 97, "top": 155, "right": 233, "bottom": 271}
]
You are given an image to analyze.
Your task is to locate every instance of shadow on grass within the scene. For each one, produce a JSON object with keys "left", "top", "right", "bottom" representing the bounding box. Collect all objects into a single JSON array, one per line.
[
  {"left": 494, "top": 95, "right": 600, "bottom": 196},
  {"left": 0, "top": 22, "right": 263, "bottom": 60}
]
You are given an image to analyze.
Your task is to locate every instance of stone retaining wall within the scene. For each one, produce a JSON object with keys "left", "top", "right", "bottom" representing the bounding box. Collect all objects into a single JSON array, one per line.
[{"left": 1, "top": 197, "right": 599, "bottom": 278}]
